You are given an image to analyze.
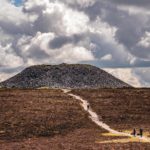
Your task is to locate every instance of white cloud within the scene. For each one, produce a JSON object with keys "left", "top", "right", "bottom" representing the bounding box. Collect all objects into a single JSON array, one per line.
[
  {"left": 63, "top": 8, "right": 89, "bottom": 35},
  {"left": 0, "top": 44, "right": 24, "bottom": 67},
  {"left": 101, "top": 54, "right": 112, "bottom": 61},
  {"left": 104, "top": 68, "right": 150, "bottom": 87},
  {"left": 0, "top": 73, "right": 12, "bottom": 82},
  {"left": 104, "top": 68, "right": 141, "bottom": 87},
  {"left": 16, "top": 32, "right": 94, "bottom": 65},
  {"left": 0, "top": 0, "right": 27, "bottom": 23},
  {"left": 24, "top": 0, "right": 89, "bottom": 35},
  {"left": 59, "top": 0, "right": 96, "bottom": 8},
  {"left": 0, "top": 0, "right": 149, "bottom": 87},
  {"left": 133, "top": 68, "right": 150, "bottom": 87},
  {"left": 138, "top": 32, "right": 150, "bottom": 48},
  {"left": 54, "top": 44, "right": 94, "bottom": 63}
]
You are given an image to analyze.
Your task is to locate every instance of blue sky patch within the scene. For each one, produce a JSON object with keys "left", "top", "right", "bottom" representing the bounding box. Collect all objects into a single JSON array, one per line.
[{"left": 13, "top": 0, "right": 23, "bottom": 6}]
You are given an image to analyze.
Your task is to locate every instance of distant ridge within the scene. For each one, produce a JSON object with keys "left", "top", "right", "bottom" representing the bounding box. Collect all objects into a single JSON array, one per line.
[{"left": 0, "top": 63, "right": 131, "bottom": 88}]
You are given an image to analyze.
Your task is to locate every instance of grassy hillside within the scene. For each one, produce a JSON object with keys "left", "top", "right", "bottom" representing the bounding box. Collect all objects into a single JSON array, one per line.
[
  {"left": 72, "top": 88, "right": 150, "bottom": 131},
  {"left": 0, "top": 89, "right": 150, "bottom": 149},
  {"left": 0, "top": 89, "right": 98, "bottom": 140}
]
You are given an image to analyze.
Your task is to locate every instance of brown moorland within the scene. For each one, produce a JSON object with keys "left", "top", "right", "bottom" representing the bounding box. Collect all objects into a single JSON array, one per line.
[
  {"left": 0, "top": 89, "right": 101, "bottom": 139},
  {"left": 72, "top": 88, "right": 150, "bottom": 132},
  {"left": 0, "top": 88, "right": 150, "bottom": 149}
]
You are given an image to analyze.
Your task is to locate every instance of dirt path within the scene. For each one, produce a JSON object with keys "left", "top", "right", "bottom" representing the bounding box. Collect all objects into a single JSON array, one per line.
[{"left": 62, "top": 89, "right": 150, "bottom": 143}]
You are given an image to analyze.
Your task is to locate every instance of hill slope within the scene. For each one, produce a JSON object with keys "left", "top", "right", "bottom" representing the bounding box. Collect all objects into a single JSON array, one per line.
[{"left": 0, "top": 64, "right": 131, "bottom": 88}]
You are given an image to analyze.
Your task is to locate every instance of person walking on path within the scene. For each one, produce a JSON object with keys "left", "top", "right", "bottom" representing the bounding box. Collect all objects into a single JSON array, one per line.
[
  {"left": 87, "top": 104, "right": 90, "bottom": 110},
  {"left": 139, "top": 128, "right": 143, "bottom": 137},
  {"left": 131, "top": 128, "right": 136, "bottom": 137}
]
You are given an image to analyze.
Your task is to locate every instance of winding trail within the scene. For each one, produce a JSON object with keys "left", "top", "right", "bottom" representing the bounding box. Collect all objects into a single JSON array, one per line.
[{"left": 62, "top": 89, "right": 150, "bottom": 143}]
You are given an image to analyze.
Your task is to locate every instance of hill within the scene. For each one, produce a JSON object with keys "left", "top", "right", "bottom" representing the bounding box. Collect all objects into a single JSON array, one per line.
[
  {"left": 0, "top": 88, "right": 150, "bottom": 149},
  {"left": 0, "top": 63, "right": 131, "bottom": 88}
]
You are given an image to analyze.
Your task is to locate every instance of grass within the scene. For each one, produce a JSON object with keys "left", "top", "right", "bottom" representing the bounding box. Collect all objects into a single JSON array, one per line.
[
  {"left": 0, "top": 89, "right": 97, "bottom": 140},
  {"left": 97, "top": 137, "right": 149, "bottom": 144},
  {"left": 100, "top": 131, "right": 150, "bottom": 143},
  {"left": 72, "top": 88, "right": 150, "bottom": 131},
  {"left": 0, "top": 88, "right": 150, "bottom": 149}
]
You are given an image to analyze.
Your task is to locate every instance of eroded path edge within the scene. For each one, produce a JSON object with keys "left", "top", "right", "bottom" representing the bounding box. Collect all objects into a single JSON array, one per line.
[{"left": 62, "top": 89, "right": 150, "bottom": 142}]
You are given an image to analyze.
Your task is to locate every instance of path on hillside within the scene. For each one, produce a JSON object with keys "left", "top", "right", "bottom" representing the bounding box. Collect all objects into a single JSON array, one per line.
[{"left": 62, "top": 89, "right": 150, "bottom": 142}]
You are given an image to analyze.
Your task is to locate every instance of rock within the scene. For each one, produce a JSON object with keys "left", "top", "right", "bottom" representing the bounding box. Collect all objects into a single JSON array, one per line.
[{"left": 0, "top": 64, "right": 131, "bottom": 88}]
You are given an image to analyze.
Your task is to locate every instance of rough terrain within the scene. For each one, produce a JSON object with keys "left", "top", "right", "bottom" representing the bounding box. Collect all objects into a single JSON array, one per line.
[
  {"left": 0, "top": 64, "right": 131, "bottom": 88},
  {"left": 72, "top": 88, "right": 150, "bottom": 132},
  {"left": 0, "top": 88, "right": 150, "bottom": 149}
]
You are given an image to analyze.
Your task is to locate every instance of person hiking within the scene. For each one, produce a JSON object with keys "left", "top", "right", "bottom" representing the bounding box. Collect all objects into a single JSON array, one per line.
[
  {"left": 131, "top": 128, "right": 136, "bottom": 136},
  {"left": 87, "top": 104, "right": 90, "bottom": 110},
  {"left": 139, "top": 128, "right": 143, "bottom": 137}
]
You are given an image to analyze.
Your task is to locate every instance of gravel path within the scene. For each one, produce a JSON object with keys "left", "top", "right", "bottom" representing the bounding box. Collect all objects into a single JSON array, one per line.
[{"left": 62, "top": 89, "right": 150, "bottom": 143}]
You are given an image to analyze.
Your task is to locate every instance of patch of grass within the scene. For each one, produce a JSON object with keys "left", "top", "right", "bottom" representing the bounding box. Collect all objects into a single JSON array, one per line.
[
  {"left": 72, "top": 88, "right": 150, "bottom": 131},
  {"left": 97, "top": 137, "right": 149, "bottom": 144},
  {"left": 1, "top": 88, "right": 150, "bottom": 149},
  {"left": 0, "top": 89, "right": 97, "bottom": 140},
  {"left": 101, "top": 132, "right": 127, "bottom": 137}
]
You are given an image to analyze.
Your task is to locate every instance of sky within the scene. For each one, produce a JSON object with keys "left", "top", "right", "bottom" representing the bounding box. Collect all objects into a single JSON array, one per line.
[
  {"left": 0, "top": 0, "right": 150, "bottom": 87},
  {"left": 13, "top": 0, "right": 22, "bottom": 5}
]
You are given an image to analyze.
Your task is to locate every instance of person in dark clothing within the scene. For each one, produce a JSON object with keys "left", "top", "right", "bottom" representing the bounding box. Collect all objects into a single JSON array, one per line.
[
  {"left": 87, "top": 104, "right": 90, "bottom": 110},
  {"left": 131, "top": 128, "right": 136, "bottom": 136},
  {"left": 139, "top": 128, "right": 143, "bottom": 137}
]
